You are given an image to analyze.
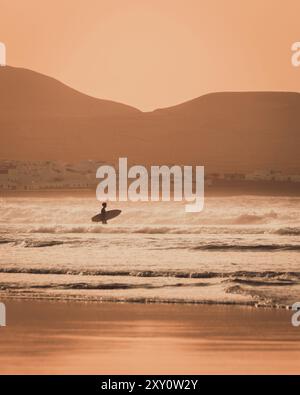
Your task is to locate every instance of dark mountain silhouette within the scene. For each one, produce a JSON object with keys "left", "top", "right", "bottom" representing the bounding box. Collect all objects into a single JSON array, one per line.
[
  {"left": 0, "top": 66, "right": 299, "bottom": 173},
  {"left": 0, "top": 66, "right": 140, "bottom": 117}
]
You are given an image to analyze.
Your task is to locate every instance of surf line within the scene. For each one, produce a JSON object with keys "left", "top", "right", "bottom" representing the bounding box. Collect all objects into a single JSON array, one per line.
[{"left": 96, "top": 157, "right": 204, "bottom": 212}]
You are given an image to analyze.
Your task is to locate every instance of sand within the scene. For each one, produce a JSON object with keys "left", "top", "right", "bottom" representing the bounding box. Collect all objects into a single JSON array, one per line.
[{"left": 0, "top": 300, "right": 299, "bottom": 374}]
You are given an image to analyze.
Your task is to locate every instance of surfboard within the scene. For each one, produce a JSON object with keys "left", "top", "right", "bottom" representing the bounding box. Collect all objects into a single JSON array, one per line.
[{"left": 91, "top": 209, "right": 121, "bottom": 223}]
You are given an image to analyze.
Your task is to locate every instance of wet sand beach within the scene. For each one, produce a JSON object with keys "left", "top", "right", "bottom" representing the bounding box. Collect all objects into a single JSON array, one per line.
[{"left": 0, "top": 300, "right": 299, "bottom": 374}]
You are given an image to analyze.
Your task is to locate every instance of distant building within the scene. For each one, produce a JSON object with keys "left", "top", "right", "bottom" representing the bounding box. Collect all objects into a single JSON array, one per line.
[
  {"left": 0, "top": 170, "right": 16, "bottom": 189},
  {"left": 224, "top": 173, "right": 245, "bottom": 181},
  {"left": 0, "top": 42, "right": 6, "bottom": 66},
  {"left": 207, "top": 173, "right": 223, "bottom": 180},
  {"left": 287, "top": 175, "right": 300, "bottom": 183},
  {"left": 245, "top": 170, "right": 275, "bottom": 181}
]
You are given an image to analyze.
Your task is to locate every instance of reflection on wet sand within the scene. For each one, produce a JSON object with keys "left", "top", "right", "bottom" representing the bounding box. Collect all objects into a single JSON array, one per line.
[{"left": 0, "top": 300, "right": 299, "bottom": 374}]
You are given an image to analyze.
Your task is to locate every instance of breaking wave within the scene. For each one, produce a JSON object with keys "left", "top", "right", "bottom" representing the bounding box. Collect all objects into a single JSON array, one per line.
[
  {"left": 1, "top": 224, "right": 299, "bottom": 236},
  {"left": 0, "top": 281, "right": 210, "bottom": 291},
  {"left": 274, "top": 227, "right": 300, "bottom": 236},
  {"left": 27, "top": 225, "right": 264, "bottom": 234},
  {"left": 233, "top": 212, "right": 279, "bottom": 225},
  {"left": 223, "top": 278, "right": 299, "bottom": 287},
  {"left": 22, "top": 240, "right": 65, "bottom": 248},
  {"left": 1, "top": 196, "right": 300, "bottom": 309},
  {"left": 192, "top": 244, "right": 300, "bottom": 251},
  {"left": 0, "top": 267, "right": 299, "bottom": 280}
]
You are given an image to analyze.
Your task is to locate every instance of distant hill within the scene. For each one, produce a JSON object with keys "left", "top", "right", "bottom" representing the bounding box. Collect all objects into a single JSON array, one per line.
[
  {"left": 0, "top": 66, "right": 140, "bottom": 117},
  {"left": 0, "top": 66, "right": 299, "bottom": 173}
]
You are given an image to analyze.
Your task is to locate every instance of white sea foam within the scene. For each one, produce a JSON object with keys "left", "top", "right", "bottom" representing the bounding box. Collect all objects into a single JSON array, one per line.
[{"left": 0, "top": 196, "right": 299, "bottom": 307}]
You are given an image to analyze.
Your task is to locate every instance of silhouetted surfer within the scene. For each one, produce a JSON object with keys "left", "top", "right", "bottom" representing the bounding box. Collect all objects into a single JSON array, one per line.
[
  {"left": 91, "top": 203, "right": 121, "bottom": 223},
  {"left": 101, "top": 202, "right": 107, "bottom": 224}
]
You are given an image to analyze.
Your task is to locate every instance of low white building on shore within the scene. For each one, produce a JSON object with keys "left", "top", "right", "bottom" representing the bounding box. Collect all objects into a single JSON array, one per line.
[{"left": 0, "top": 42, "right": 6, "bottom": 66}]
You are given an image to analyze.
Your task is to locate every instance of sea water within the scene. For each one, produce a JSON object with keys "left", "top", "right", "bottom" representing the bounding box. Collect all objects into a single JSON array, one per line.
[{"left": 0, "top": 196, "right": 299, "bottom": 307}]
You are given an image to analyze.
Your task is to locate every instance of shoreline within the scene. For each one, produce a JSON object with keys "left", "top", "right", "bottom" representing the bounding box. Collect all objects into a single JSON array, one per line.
[
  {"left": 0, "top": 293, "right": 293, "bottom": 310},
  {"left": 0, "top": 299, "right": 299, "bottom": 374},
  {"left": 1, "top": 184, "right": 300, "bottom": 198}
]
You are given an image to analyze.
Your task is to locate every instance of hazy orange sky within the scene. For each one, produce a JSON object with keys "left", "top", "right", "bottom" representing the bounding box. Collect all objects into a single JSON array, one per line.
[{"left": 1, "top": 0, "right": 300, "bottom": 110}]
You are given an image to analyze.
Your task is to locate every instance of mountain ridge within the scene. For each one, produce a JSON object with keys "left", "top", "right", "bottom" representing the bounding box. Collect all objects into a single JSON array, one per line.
[{"left": 0, "top": 67, "right": 299, "bottom": 173}]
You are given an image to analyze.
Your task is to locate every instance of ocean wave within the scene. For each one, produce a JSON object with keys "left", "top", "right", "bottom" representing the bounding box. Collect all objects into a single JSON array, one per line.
[
  {"left": 0, "top": 291, "right": 260, "bottom": 307},
  {"left": 0, "top": 281, "right": 210, "bottom": 291},
  {"left": 224, "top": 278, "right": 299, "bottom": 287},
  {"left": 1, "top": 236, "right": 299, "bottom": 251},
  {"left": 0, "top": 267, "right": 299, "bottom": 280},
  {"left": 192, "top": 244, "right": 300, "bottom": 251},
  {"left": 0, "top": 238, "right": 82, "bottom": 248},
  {"left": 232, "top": 212, "right": 279, "bottom": 225},
  {"left": 3, "top": 223, "right": 298, "bottom": 236},
  {"left": 223, "top": 284, "right": 292, "bottom": 309},
  {"left": 0, "top": 239, "right": 14, "bottom": 244},
  {"left": 0, "top": 288, "right": 293, "bottom": 309},
  {"left": 225, "top": 285, "right": 265, "bottom": 301},
  {"left": 274, "top": 227, "right": 300, "bottom": 236},
  {"left": 28, "top": 225, "right": 260, "bottom": 235},
  {"left": 22, "top": 240, "right": 65, "bottom": 248}
]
